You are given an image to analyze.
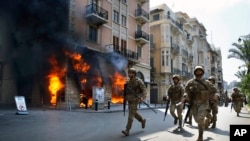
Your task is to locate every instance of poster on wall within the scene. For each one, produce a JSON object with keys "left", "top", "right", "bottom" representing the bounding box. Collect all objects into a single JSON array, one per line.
[{"left": 14, "top": 96, "right": 29, "bottom": 115}]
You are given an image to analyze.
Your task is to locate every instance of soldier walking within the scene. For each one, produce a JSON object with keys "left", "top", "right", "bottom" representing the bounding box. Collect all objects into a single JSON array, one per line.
[
  {"left": 205, "top": 76, "right": 220, "bottom": 129},
  {"left": 184, "top": 66, "right": 217, "bottom": 141},
  {"left": 167, "top": 74, "right": 185, "bottom": 129},
  {"left": 122, "top": 68, "right": 147, "bottom": 136},
  {"left": 231, "top": 87, "right": 243, "bottom": 117}
]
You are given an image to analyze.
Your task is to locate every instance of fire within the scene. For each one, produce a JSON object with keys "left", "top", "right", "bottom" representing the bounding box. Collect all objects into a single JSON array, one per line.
[
  {"left": 48, "top": 76, "right": 64, "bottom": 105},
  {"left": 111, "top": 72, "right": 127, "bottom": 104},
  {"left": 47, "top": 54, "right": 66, "bottom": 105}
]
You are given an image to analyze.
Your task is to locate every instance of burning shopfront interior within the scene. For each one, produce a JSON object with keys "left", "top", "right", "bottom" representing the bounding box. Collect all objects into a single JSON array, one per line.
[{"left": 0, "top": 0, "right": 132, "bottom": 109}]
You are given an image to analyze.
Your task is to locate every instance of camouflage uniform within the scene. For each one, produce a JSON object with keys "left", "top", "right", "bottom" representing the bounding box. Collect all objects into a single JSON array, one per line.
[
  {"left": 231, "top": 87, "right": 243, "bottom": 117},
  {"left": 205, "top": 76, "right": 220, "bottom": 128},
  {"left": 185, "top": 66, "right": 217, "bottom": 141},
  {"left": 122, "top": 68, "right": 147, "bottom": 136},
  {"left": 167, "top": 74, "right": 184, "bottom": 128}
]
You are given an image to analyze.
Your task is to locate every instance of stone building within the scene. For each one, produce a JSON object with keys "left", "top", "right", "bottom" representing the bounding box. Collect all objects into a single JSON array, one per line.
[
  {"left": 0, "top": 0, "right": 151, "bottom": 109},
  {"left": 149, "top": 3, "right": 224, "bottom": 103}
]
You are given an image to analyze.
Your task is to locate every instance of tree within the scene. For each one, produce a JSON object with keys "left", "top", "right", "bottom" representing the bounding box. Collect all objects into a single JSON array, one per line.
[{"left": 228, "top": 39, "right": 250, "bottom": 74}]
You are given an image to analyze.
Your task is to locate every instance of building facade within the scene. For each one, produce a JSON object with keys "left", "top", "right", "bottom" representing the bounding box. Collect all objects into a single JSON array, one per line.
[
  {"left": 0, "top": 0, "right": 151, "bottom": 108},
  {"left": 149, "top": 3, "right": 224, "bottom": 103}
]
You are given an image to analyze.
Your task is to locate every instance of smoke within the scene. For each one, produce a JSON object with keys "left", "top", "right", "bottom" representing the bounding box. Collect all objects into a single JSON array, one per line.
[
  {"left": 0, "top": 0, "right": 71, "bottom": 97},
  {"left": 0, "top": 0, "right": 128, "bottom": 101},
  {"left": 108, "top": 52, "right": 128, "bottom": 71}
]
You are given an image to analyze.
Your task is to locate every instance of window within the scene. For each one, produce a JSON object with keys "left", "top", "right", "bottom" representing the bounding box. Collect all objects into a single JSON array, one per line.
[
  {"left": 121, "top": 39, "right": 126, "bottom": 53},
  {"left": 162, "top": 51, "right": 165, "bottom": 66},
  {"left": 113, "top": 36, "right": 119, "bottom": 51},
  {"left": 137, "top": 46, "right": 142, "bottom": 58},
  {"left": 121, "top": 0, "right": 127, "bottom": 3},
  {"left": 88, "top": 25, "right": 98, "bottom": 42},
  {"left": 162, "top": 50, "right": 169, "bottom": 66},
  {"left": 153, "top": 14, "right": 160, "bottom": 21},
  {"left": 121, "top": 15, "right": 126, "bottom": 26},
  {"left": 113, "top": 10, "right": 119, "bottom": 23}
]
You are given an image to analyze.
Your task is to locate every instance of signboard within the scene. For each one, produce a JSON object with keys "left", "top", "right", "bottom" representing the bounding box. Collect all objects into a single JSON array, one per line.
[
  {"left": 92, "top": 86, "right": 104, "bottom": 103},
  {"left": 14, "top": 96, "right": 29, "bottom": 115}
]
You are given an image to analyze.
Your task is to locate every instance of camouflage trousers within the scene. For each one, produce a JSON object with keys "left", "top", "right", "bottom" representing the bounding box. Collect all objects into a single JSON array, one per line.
[
  {"left": 233, "top": 102, "right": 242, "bottom": 113},
  {"left": 125, "top": 100, "right": 144, "bottom": 130},
  {"left": 170, "top": 102, "right": 183, "bottom": 125},
  {"left": 206, "top": 102, "right": 218, "bottom": 121},
  {"left": 191, "top": 102, "right": 209, "bottom": 132}
]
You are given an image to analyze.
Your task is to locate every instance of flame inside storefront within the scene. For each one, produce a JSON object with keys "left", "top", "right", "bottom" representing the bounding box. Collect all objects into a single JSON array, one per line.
[{"left": 47, "top": 49, "right": 127, "bottom": 107}]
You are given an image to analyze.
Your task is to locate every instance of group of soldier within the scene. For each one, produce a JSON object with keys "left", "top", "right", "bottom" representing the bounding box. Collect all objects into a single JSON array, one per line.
[{"left": 121, "top": 66, "right": 247, "bottom": 141}]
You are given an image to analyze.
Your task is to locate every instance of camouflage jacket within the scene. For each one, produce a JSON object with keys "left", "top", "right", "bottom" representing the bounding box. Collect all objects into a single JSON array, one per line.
[
  {"left": 185, "top": 78, "right": 217, "bottom": 103},
  {"left": 167, "top": 83, "right": 184, "bottom": 102},
  {"left": 231, "top": 92, "right": 243, "bottom": 103},
  {"left": 125, "top": 77, "right": 147, "bottom": 101}
]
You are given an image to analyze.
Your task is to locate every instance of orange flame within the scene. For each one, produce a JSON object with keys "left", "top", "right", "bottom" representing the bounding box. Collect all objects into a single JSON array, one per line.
[
  {"left": 111, "top": 72, "right": 127, "bottom": 104},
  {"left": 47, "top": 55, "right": 66, "bottom": 105}
]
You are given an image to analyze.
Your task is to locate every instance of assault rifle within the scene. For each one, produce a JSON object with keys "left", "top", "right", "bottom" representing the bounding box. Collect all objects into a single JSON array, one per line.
[
  {"left": 126, "top": 87, "right": 157, "bottom": 114},
  {"left": 163, "top": 99, "right": 170, "bottom": 121}
]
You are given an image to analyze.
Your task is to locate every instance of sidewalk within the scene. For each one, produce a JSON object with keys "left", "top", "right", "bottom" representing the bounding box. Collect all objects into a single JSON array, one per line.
[{"left": 0, "top": 103, "right": 166, "bottom": 115}]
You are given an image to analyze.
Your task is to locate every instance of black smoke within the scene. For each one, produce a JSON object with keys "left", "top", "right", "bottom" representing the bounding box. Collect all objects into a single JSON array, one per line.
[
  {"left": 0, "top": 0, "right": 127, "bottom": 102},
  {"left": 0, "top": 0, "right": 71, "bottom": 99}
]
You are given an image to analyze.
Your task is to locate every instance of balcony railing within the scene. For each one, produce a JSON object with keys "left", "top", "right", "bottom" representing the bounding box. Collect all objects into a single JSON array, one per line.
[
  {"left": 135, "top": 8, "right": 149, "bottom": 24},
  {"left": 86, "top": 3, "right": 108, "bottom": 25},
  {"left": 113, "top": 46, "right": 139, "bottom": 60},
  {"left": 135, "top": 30, "right": 149, "bottom": 44},
  {"left": 171, "top": 43, "right": 180, "bottom": 54}
]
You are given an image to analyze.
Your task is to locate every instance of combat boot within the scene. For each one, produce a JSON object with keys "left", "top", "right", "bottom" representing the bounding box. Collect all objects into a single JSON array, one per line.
[
  {"left": 141, "top": 119, "right": 146, "bottom": 129},
  {"left": 122, "top": 130, "right": 129, "bottom": 136}
]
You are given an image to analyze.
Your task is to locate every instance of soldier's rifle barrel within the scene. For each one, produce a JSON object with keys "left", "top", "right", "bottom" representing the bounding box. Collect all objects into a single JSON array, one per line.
[{"left": 127, "top": 87, "right": 157, "bottom": 114}]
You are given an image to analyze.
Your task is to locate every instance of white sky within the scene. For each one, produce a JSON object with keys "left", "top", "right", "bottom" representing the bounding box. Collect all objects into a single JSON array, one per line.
[{"left": 150, "top": 0, "right": 250, "bottom": 83}]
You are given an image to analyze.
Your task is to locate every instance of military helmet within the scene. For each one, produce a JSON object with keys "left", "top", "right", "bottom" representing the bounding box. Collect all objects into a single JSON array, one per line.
[
  {"left": 208, "top": 76, "right": 215, "bottom": 81},
  {"left": 194, "top": 66, "right": 204, "bottom": 75},
  {"left": 233, "top": 87, "right": 239, "bottom": 91},
  {"left": 128, "top": 67, "right": 136, "bottom": 74},
  {"left": 172, "top": 74, "right": 180, "bottom": 81}
]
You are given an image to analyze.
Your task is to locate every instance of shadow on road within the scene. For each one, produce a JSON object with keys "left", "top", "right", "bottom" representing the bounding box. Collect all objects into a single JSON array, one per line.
[
  {"left": 167, "top": 127, "right": 194, "bottom": 138},
  {"left": 206, "top": 127, "right": 229, "bottom": 136}
]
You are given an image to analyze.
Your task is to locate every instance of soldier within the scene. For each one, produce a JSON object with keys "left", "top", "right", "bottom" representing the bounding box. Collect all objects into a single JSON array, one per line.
[
  {"left": 184, "top": 66, "right": 217, "bottom": 141},
  {"left": 231, "top": 87, "right": 243, "bottom": 117},
  {"left": 167, "top": 74, "right": 185, "bottom": 129},
  {"left": 205, "top": 76, "right": 220, "bottom": 129},
  {"left": 122, "top": 68, "right": 147, "bottom": 136}
]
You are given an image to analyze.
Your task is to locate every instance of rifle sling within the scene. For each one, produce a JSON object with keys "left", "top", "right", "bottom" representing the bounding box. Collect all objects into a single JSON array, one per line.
[{"left": 194, "top": 79, "right": 208, "bottom": 90}]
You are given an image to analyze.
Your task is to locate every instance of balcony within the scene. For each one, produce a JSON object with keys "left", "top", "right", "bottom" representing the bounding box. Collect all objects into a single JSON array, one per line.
[
  {"left": 113, "top": 46, "right": 139, "bottom": 61},
  {"left": 135, "top": 30, "right": 149, "bottom": 45},
  {"left": 135, "top": 8, "right": 149, "bottom": 24},
  {"left": 86, "top": 3, "right": 108, "bottom": 26},
  {"left": 138, "top": 0, "right": 149, "bottom": 4},
  {"left": 187, "top": 54, "right": 193, "bottom": 63},
  {"left": 171, "top": 44, "right": 180, "bottom": 54}
]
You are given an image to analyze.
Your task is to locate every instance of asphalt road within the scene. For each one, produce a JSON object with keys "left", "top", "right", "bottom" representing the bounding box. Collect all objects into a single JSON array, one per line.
[{"left": 0, "top": 104, "right": 250, "bottom": 141}]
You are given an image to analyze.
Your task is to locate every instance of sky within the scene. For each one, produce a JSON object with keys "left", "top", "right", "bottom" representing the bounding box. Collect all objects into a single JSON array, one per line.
[{"left": 150, "top": 0, "right": 250, "bottom": 83}]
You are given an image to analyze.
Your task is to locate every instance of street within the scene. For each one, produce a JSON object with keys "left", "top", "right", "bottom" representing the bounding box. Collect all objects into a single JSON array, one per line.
[{"left": 0, "top": 104, "right": 250, "bottom": 141}]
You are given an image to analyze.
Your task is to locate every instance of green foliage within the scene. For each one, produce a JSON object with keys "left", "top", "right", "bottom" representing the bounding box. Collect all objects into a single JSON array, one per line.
[
  {"left": 239, "top": 74, "right": 250, "bottom": 104},
  {"left": 228, "top": 38, "right": 250, "bottom": 74}
]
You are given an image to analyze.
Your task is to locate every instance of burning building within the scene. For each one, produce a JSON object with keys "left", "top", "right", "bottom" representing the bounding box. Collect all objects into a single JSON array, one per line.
[{"left": 0, "top": 0, "right": 151, "bottom": 108}]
